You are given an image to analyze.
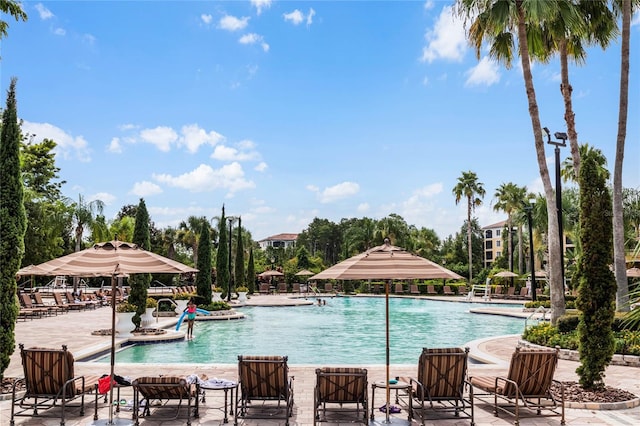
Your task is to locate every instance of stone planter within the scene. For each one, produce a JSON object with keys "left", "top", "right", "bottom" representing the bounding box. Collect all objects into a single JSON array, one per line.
[
  {"left": 212, "top": 292, "right": 223, "bottom": 302},
  {"left": 116, "top": 312, "right": 135, "bottom": 337},
  {"left": 174, "top": 300, "right": 188, "bottom": 315},
  {"left": 237, "top": 292, "right": 248, "bottom": 303},
  {"left": 141, "top": 307, "right": 156, "bottom": 328}
]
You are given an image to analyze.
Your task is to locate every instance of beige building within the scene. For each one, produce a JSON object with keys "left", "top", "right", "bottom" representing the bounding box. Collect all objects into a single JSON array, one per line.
[
  {"left": 482, "top": 220, "right": 508, "bottom": 269},
  {"left": 258, "top": 233, "right": 298, "bottom": 250}
]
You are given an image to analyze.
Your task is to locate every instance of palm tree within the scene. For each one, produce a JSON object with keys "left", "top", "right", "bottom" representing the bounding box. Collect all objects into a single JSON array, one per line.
[
  {"left": 452, "top": 170, "right": 485, "bottom": 284},
  {"left": 456, "top": 0, "right": 565, "bottom": 323},
  {"left": 493, "top": 183, "right": 527, "bottom": 273},
  {"left": 71, "top": 194, "right": 104, "bottom": 252},
  {"left": 177, "top": 216, "right": 208, "bottom": 265}
]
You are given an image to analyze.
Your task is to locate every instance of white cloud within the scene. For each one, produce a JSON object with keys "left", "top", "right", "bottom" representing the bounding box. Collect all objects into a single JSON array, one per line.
[
  {"left": 283, "top": 10, "right": 304, "bottom": 25},
  {"left": 357, "top": 203, "right": 370, "bottom": 213},
  {"left": 255, "top": 162, "right": 268, "bottom": 172},
  {"left": 307, "top": 8, "right": 316, "bottom": 26},
  {"left": 139, "top": 126, "right": 178, "bottom": 152},
  {"left": 53, "top": 28, "right": 65, "bottom": 36},
  {"left": 251, "top": 0, "right": 272, "bottom": 16},
  {"left": 218, "top": 15, "right": 250, "bottom": 31},
  {"left": 89, "top": 192, "right": 116, "bottom": 206},
  {"left": 413, "top": 183, "right": 443, "bottom": 197},
  {"left": 35, "top": 3, "right": 54, "bottom": 20},
  {"left": 179, "top": 124, "right": 224, "bottom": 153},
  {"left": 201, "top": 14, "right": 213, "bottom": 25},
  {"left": 82, "top": 34, "right": 96, "bottom": 45},
  {"left": 423, "top": 0, "right": 435, "bottom": 11},
  {"left": 420, "top": 6, "right": 467, "bottom": 63},
  {"left": 464, "top": 56, "right": 501, "bottom": 87},
  {"left": 317, "top": 182, "right": 360, "bottom": 203},
  {"left": 152, "top": 162, "right": 255, "bottom": 194},
  {"left": 306, "top": 184, "right": 319, "bottom": 192},
  {"left": 632, "top": 12, "right": 640, "bottom": 27},
  {"left": 130, "top": 181, "right": 163, "bottom": 197},
  {"left": 107, "top": 137, "right": 122, "bottom": 153},
  {"left": 22, "top": 121, "right": 91, "bottom": 162},
  {"left": 239, "top": 33, "right": 269, "bottom": 51},
  {"left": 119, "top": 123, "right": 138, "bottom": 131},
  {"left": 211, "top": 142, "right": 260, "bottom": 162}
]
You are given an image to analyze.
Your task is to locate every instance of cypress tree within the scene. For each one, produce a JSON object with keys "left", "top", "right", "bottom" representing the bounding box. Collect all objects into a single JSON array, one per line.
[
  {"left": 130, "top": 198, "right": 151, "bottom": 329},
  {"left": 247, "top": 247, "right": 255, "bottom": 294},
  {"left": 196, "top": 219, "right": 212, "bottom": 304},
  {"left": 235, "top": 217, "right": 245, "bottom": 291},
  {"left": 216, "top": 205, "right": 229, "bottom": 296},
  {"left": 575, "top": 153, "right": 616, "bottom": 389},
  {"left": 0, "top": 78, "right": 27, "bottom": 380}
]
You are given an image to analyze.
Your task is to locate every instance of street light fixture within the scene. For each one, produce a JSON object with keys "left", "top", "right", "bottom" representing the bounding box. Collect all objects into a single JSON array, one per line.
[
  {"left": 524, "top": 199, "right": 537, "bottom": 301},
  {"left": 544, "top": 127, "right": 567, "bottom": 291}
]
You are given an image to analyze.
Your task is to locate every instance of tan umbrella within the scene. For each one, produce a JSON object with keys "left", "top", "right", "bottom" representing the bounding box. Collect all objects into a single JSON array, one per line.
[
  {"left": 258, "top": 269, "right": 284, "bottom": 277},
  {"left": 310, "top": 239, "right": 462, "bottom": 423},
  {"left": 493, "top": 270, "right": 519, "bottom": 278},
  {"left": 627, "top": 268, "right": 640, "bottom": 278},
  {"left": 17, "top": 240, "right": 198, "bottom": 426},
  {"left": 295, "top": 269, "right": 314, "bottom": 276}
]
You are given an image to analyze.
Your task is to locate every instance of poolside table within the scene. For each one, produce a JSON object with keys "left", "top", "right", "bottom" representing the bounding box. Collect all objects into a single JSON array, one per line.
[
  {"left": 200, "top": 379, "right": 238, "bottom": 423},
  {"left": 370, "top": 380, "right": 411, "bottom": 421}
]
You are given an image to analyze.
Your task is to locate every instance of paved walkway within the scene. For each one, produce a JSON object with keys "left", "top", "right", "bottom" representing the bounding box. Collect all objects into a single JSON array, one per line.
[{"left": 1, "top": 294, "right": 639, "bottom": 425}]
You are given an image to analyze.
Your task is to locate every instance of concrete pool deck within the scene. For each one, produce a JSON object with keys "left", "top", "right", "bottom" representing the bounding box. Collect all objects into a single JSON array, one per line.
[{"left": 2, "top": 293, "right": 639, "bottom": 425}]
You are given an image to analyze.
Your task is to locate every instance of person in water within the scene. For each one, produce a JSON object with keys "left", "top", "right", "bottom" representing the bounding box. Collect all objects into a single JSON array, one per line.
[{"left": 185, "top": 297, "right": 197, "bottom": 339}]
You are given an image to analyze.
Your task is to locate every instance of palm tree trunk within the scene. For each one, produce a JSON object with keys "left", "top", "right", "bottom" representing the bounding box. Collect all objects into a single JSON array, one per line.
[
  {"left": 467, "top": 195, "right": 473, "bottom": 284},
  {"left": 507, "top": 216, "right": 513, "bottom": 272},
  {"left": 613, "top": 0, "right": 631, "bottom": 312},
  {"left": 516, "top": 1, "right": 565, "bottom": 323},
  {"left": 518, "top": 225, "right": 524, "bottom": 274},
  {"left": 559, "top": 37, "right": 581, "bottom": 177}
]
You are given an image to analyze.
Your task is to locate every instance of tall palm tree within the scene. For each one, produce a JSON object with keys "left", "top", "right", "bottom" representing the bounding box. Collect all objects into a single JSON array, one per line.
[
  {"left": 452, "top": 170, "right": 485, "bottom": 283},
  {"left": 177, "top": 216, "right": 208, "bottom": 265},
  {"left": 71, "top": 194, "right": 104, "bottom": 252},
  {"left": 612, "top": 0, "right": 635, "bottom": 312},
  {"left": 456, "top": 0, "right": 565, "bottom": 323},
  {"left": 493, "top": 182, "right": 528, "bottom": 273}
]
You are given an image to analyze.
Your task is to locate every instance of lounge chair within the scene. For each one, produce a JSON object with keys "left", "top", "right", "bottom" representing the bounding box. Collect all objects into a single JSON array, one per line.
[
  {"left": 259, "top": 283, "right": 271, "bottom": 294},
  {"left": 52, "top": 292, "right": 84, "bottom": 311},
  {"left": 470, "top": 347, "right": 565, "bottom": 425},
  {"left": 10, "top": 344, "right": 99, "bottom": 426},
  {"left": 516, "top": 287, "right": 530, "bottom": 299},
  {"left": 66, "top": 291, "right": 97, "bottom": 309},
  {"left": 457, "top": 286, "right": 469, "bottom": 296},
  {"left": 237, "top": 355, "right": 294, "bottom": 425},
  {"left": 426, "top": 285, "right": 438, "bottom": 296},
  {"left": 314, "top": 367, "right": 368, "bottom": 425},
  {"left": 443, "top": 286, "right": 456, "bottom": 296},
  {"left": 395, "top": 283, "right": 405, "bottom": 294},
  {"left": 410, "top": 284, "right": 421, "bottom": 295},
  {"left": 292, "top": 283, "right": 301, "bottom": 293},
  {"left": 33, "top": 292, "right": 67, "bottom": 314},
  {"left": 324, "top": 283, "right": 334, "bottom": 293},
  {"left": 492, "top": 286, "right": 504, "bottom": 298},
  {"left": 19, "top": 293, "right": 49, "bottom": 317},
  {"left": 132, "top": 376, "right": 199, "bottom": 425},
  {"left": 504, "top": 287, "right": 516, "bottom": 299},
  {"left": 278, "top": 282, "right": 288, "bottom": 293},
  {"left": 407, "top": 347, "right": 474, "bottom": 425}
]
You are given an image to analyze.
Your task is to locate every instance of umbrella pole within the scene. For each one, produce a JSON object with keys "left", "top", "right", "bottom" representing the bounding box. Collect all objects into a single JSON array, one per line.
[
  {"left": 108, "top": 275, "right": 116, "bottom": 424},
  {"left": 385, "top": 279, "right": 391, "bottom": 423}
]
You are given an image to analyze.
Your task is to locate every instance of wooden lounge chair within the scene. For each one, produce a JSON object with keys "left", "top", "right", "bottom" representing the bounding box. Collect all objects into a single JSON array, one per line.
[
  {"left": 19, "top": 293, "right": 49, "bottom": 317},
  {"left": 259, "top": 283, "right": 270, "bottom": 294},
  {"left": 52, "top": 292, "right": 84, "bottom": 311},
  {"left": 492, "top": 286, "right": 504, "bottom": 298},
  {"left": 426, "top": 285, "right": 438, "bottom": 296},
  {"left": 395, "top": 283, "right": 405, "bottom": 294},
  {"left": 443, "top": 285, "right": 456, "bottom": 296},
  {"left": 10, "top": 344, "right": 99, "bottom": 426},
  {"left": 504, "top": 287, "right": 516, "bottom": 299},
  {"left": 407, "top": 347, "right": 474, "bottom": 425},
  {"left": 278, "top": 282, "right": 288, "bottom": 293},
  {"left": 470, "top": 347, "right": 565, "bottom": 425},
  {"left": 292, "top": 283, "right": 301, "bottom": 293},
  {"left": 314, "top": 367, "right": 368, "bottom": 425},
  {"left": 237, "top": 355, "right": 294, "bottom": 425},
  {"left": 33, "top": 292, "right": 67, "bottom": 314},
  {"left": 410, "top": 284, "right": 421, "bottom": 295},
  {"left": 132, "top": 376, "right": 199, "bottom": 425},
  {"left": 516, "top": 287, "right": 530, "bottom": 299}
]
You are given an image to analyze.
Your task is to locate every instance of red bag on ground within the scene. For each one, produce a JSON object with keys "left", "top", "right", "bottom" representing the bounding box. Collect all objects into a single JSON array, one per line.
[{"left": 98, "top": 375, "right": 116, "bottom": 394}]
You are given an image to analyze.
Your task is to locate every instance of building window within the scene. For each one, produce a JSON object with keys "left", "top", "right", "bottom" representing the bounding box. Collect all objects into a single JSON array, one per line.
[
  {"left": 496, "top": 251, "right": 501, "bottom": 257},
  {"left": 486, "top": 251, "right": 493, "bottom": 260},
  {"left": 485, "top": 230, "right": 493, "bottom": 238},
  {"left": 485, "top": 241, "right": 493, "bottom": 249},
  {"left": 496, "top": 240, "right": 501, "bottom": 247},
  {"left": 496, "top": 230, "right": 501, "bottom": 237}
]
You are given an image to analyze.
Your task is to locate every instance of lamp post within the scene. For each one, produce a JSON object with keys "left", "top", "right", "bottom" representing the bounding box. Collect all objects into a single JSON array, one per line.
[
  {"left": 524, "top": 201, "right": 537, "bottom": 301},
  {"left": 545, "top": 128, "right": 567, "bottom": 291},
  {"left": 227, "top": 216, "right": 237, "bottom": 302}
]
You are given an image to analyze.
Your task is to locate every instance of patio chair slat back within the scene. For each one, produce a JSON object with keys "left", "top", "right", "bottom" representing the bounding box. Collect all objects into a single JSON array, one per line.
[
  {"left": 22, "top": 345, "right": 76, "bottom": 398},
  {"left": 505, "top": 348, "right": 558, "bottom": 397},
  {"left": 238, "top": 355, "right": 289, "bottom": 399},
  {"left": 417, "top": 347, "right": 468, "bottom": 399},
  {"left": 315, "top": 367, "right": 367, "bottom": 403}
]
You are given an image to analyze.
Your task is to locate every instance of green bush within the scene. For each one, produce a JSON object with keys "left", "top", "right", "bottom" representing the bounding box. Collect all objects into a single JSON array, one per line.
[
  {"left": 201, "top": 301, "right": 231, "bottom": 311},
  {"left": 557, "top": 314, "right": 580, "bottom": 333},
  {"left": 522, "top": 323, "right": 637, "bottom": 355}
]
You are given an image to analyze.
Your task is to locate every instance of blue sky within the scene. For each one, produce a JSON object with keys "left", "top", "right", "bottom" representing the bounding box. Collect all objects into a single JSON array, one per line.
[{"left": 2, "top": 1, "right": 639, "bottom": 242}]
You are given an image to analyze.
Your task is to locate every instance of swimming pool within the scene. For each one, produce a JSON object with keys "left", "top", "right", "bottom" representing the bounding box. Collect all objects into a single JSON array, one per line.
[{"left": 101, "top": 297, "right": 524, "bottom": 365}]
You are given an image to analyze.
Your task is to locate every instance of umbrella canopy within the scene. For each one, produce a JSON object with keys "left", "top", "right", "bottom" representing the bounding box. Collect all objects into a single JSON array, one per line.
[
  {"left": 493, "top": 270, "right": 519, "bottom": 278},
  {"left": 295, "top": 269, "right": 314, "bottom": 276},
  {"left": 259, "top": 269, "right": 284, "bottom": 277},
  {"left": 309, "top": 239, "right": 462, "bottom": 422},
  {"left": 627, "top": 267, "right": 640, "bottom": 278},
  {"left": 17, "top": 240, "right": 197, "bottom": 425}
]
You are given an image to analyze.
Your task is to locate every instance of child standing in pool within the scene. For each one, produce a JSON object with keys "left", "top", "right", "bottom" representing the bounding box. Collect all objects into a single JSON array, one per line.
[{"left": 185, "top": 297, "right": 197, "bottom": 339}]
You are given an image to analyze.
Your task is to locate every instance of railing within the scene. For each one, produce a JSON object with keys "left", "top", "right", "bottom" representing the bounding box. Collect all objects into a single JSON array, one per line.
[
  {"left": 155, "top": 298, "right": 178, "bottom": 324},
  {"left": 524, "top": 305, "right": 549, "bottom": 331}
]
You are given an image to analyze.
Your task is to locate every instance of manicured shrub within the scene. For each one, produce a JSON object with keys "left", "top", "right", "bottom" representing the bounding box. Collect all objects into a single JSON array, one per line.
[{"left": 557, "top": 314, "right": 580, "bottom": 333}]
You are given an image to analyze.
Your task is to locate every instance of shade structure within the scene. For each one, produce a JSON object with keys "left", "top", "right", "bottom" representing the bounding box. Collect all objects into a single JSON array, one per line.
[
  {"left": 258, "top": 269, "right": 284, "bottom": 277},
  {"left": 17, "top": 240, "right": 198, "bottom": 425},
  {"left": 310, "top": 239, "right": 462, "bottom": 423},
  {"left": 627, "top": 268, "right": 640, "bottom": 278},
  {"left": 295, "top": 269, "right": 314, "bottom": 276},
  {"left": 493, "top": 270, "right": 519, "bottom": 278}
]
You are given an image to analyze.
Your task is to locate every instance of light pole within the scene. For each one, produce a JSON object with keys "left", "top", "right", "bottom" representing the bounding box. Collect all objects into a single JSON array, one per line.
[
  {"left": 545, "top": 127, "right": 567, "bottom": 291},
  {"left": 227, "top": 216, "right": 237, "bottom": 302},
  {"left": 524, "top": 201, "right": 537, "bottom": 301}
]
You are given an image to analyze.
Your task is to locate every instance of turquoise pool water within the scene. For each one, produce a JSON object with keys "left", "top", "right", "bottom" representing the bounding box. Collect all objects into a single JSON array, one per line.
[{"left": 102, "top": 297, "right": 524, "bottom": 365}]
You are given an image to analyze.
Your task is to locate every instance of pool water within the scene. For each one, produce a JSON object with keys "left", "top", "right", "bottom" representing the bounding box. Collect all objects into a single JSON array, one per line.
[{"left": 102, "top": 297, "right": 524, "bottom": 365}]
